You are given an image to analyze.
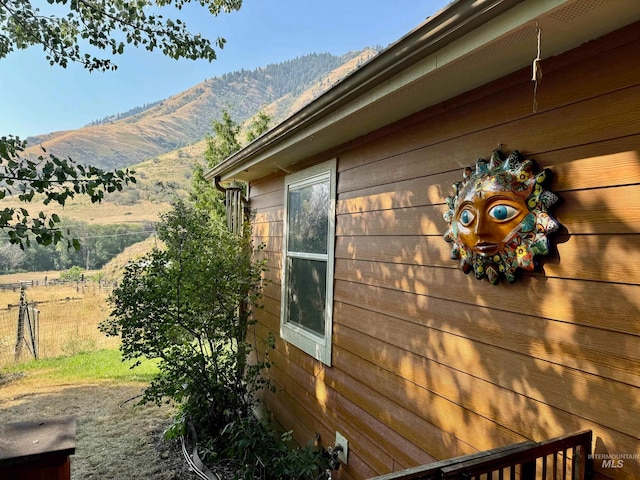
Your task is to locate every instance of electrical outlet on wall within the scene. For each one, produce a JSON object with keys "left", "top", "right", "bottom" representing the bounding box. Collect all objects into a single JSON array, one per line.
[{"left": 335, "top": 431, "right": 349, "bottom": 465}]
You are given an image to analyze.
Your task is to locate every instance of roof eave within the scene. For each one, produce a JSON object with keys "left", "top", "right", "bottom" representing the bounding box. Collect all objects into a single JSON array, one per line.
[{"left": 207, "top": 0, "right": 640, "bottom": 183}]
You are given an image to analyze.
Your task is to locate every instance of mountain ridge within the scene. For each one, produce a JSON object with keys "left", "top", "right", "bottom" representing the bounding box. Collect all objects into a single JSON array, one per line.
[{"left": 23, "top": 49, "right": 379, "bottom": 171}]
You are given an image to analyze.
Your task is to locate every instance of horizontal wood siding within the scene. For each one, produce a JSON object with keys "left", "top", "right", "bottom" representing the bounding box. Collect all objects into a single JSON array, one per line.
[{"left": 247, "top": 23, "right": 640, "bottom": 480}]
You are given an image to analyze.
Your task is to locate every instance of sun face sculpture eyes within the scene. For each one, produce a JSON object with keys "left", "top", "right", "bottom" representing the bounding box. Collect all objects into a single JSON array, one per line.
[
  {"left": 488, "top": 204, "right": 519, "bottom": 222},
  {"left": 443, "top": 148, "right": 561, "bottom": 285},
  {"left": 459, "top": 208, "right": 475, "bottom": 226}
]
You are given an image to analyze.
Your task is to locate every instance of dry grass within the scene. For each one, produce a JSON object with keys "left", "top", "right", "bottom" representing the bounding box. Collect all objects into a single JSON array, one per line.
[
  {"left": 0, "top": 283, "right": 195, "bottom": 479},
  {"left": 0, "top": 382, "right": 191, "bottom": 480},
  {"left": 1, "top": 140, "right": 200, "bottom": 227},
  {"left": 56, "top": 199, "right": 169, "bottom": 225},
  {"left": 101, "top": 236, "right": 160, "bottom": 282},
  {"left": 0, "top": 239, "right": 162, "bottom": 368},
  {"left": 0, "top": 280, "right": 195, "bottom": 479},
  {"left": 0, "top": 196, "right": 170, "bottom": 225},
  {"left": 0, "top": 284, "right": 117, "bottom": 367},
  {"left": 0, "top": 354, "right": 193, "bottom": 480},
  {"left": 0, "top": 271, "right": 98, "bottom": 284}
]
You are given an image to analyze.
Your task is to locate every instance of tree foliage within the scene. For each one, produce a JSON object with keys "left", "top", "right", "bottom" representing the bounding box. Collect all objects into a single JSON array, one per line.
[
  {"left": 0, "top": 137, "right": 136, "bottom": 248},
  {"left": 0, "top": 0, "right": 242, "bottom": 72},
  {"left": 101, "top": 200, "right": 325, "bottom": 479},
  {"left": 205, "top": 109, "right": 242, "bottom": 166},
  {"left": 216, "top": 52, "right": 361, "bottom": 98},
  {"left": 246, "top": 111, "right": 271, "bottom": 142},
  {"left": 0, "top": 242, "right": 24, "bottom": 270},
  {"left": 0, "top": 221, "right": 153, "bottom": 272},
  {"left": 191, "top": 109, "right": 270, "bottom": 215},
  {"left": 99, "top": 202, "right": 268, "bottom": 463},
  {"left": 86, "top": 100, "right": 164, "bottom": 127},
  {"left": 1, "top": 0, "right": 245, "bottom": 249}
]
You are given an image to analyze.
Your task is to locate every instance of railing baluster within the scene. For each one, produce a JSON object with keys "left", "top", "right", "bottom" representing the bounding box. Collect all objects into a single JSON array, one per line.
[
  {"left": 369, "top": 431, "right": 591, "bottom": 480},
  {"left": 522, "top": 459, "right": 535, "bottom": 480},
  {"left": 572, "top": 443, "right": 586, "bottom": 480}
]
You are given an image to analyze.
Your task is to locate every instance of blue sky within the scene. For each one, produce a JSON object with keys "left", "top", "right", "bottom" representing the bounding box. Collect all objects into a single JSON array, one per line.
[{"left": 0, "top": 0, "right": 449, "bottom": 139}]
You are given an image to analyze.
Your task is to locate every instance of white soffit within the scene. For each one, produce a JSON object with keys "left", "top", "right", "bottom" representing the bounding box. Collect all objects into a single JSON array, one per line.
[{"left": 216, "top": 0, "right": 640, "bottom": 182}]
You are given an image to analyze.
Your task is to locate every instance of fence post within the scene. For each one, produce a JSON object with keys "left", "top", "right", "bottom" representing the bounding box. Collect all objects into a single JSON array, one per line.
[
  {"left": 13, "top": 286, "right": 39, "bottom": 361},
  {"left": 14, "top": 286, "right": 26, "bottom": 360}
]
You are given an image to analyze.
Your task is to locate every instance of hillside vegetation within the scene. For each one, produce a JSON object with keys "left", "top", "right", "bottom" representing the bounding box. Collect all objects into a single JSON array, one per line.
[
  {"left": 11, "top": 48, "right": 379, "bottom": 228},
  {"left": 23, "top": 49, "right": 378, "bottom": 171},
  {"left": 2, "top": 48, "right": 378, "bottom": 274}
]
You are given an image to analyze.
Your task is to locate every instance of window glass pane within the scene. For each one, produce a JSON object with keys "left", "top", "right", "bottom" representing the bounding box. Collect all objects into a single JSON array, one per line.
[
  {"left": 286, "top": 257, "right": 326, "bottom": 335},
  {"left": 287, "top": 181, "right": 329, "bottom": 254}
]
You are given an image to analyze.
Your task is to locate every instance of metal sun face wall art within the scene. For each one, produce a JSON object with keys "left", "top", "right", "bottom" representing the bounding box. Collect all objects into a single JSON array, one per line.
[{"left": 443, "top": 148, "right": 561, "bottom": 285}]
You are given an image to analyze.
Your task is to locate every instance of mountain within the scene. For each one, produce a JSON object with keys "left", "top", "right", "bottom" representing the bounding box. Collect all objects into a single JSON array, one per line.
[{"left": 23, "top": 49, "right": 379, "bottom": 170}]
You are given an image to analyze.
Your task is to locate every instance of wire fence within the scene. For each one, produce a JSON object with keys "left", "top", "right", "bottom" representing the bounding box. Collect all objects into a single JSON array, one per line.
[
  {"left": 0, "top": 278, "right": 116, "bottom": 293},
  {"left": 0, "top": 283, "right": 120, "bottom": 368}
]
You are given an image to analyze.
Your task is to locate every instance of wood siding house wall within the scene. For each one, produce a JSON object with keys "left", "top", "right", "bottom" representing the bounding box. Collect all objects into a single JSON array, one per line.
[{"left": 210, "top": 4, "right": 639, "bottom": 480}]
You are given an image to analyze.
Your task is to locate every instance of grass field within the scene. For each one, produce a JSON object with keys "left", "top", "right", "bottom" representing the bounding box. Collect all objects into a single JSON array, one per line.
[
  {"left": 0, "top": 196, "right": 169, "bottom": 226},
  {"left": 0, "top": 272, "right": 195, "bottom": 478},
  {"left": 0, "top": 270, "right": 98, "bottom": 284},
  {"left": 0, "top": 282, "right": 118, "bottom": 367},
  {"left": 1, "top": 349, "right": 158, "bottom": 384}
]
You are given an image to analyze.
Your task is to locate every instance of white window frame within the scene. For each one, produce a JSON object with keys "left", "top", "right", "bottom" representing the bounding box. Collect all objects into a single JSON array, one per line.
[{"left": 280, "top": 159, "right": 336, "bottom": 366}]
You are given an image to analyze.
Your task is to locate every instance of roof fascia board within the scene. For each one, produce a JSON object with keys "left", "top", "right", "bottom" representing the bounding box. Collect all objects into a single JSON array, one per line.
[
  {"left": 274, "top": 0, "right": 574, "bottom": 145},
  {"left": 206, "top": 0, "right": 529, "bottom": 182},
  {"left": 212, "top": 0, "right": 616, "bottom": 182}
]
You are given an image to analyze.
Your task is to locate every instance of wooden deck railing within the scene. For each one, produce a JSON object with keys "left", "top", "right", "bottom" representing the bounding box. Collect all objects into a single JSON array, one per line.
[{"left": 369, "top": 430, "right": 592, "bottom": 480}]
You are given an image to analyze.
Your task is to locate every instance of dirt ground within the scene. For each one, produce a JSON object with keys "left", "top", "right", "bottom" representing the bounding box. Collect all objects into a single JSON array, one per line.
[{"left": 0, "top": 376, "right": 197, "bottom": 479}]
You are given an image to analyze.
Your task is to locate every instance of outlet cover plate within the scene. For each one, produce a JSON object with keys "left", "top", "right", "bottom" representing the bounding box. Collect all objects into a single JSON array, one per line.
[{"left": 335, "top": 431, "right": 348, "bottom": 465}]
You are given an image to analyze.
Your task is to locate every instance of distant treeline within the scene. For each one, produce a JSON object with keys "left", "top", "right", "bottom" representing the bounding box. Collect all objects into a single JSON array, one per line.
[
  {"left": 85, "top": 50, "right": 378, "bottom": 130},
  {"left": 0, "top": 222, "right": 154, "bottom": 273},
  {"left": 86, "top": 100, "right": 164, "bottom": 127},
  {"left": 214, "top": 51, "right": 366, "bottom": 98}
]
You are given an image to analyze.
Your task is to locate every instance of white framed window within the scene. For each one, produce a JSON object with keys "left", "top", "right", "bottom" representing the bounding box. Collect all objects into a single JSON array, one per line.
[{"left": 281, "top": 159, "right": 336, "bottom": 366}]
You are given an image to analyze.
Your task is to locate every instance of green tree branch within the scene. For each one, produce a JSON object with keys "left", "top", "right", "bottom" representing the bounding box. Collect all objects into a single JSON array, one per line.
[
  {"left": 0, "top": 136, "right": 136, "bottom": 248},
  {"left": 0, "top": 0, "right": 242, "bottom": 71}
]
